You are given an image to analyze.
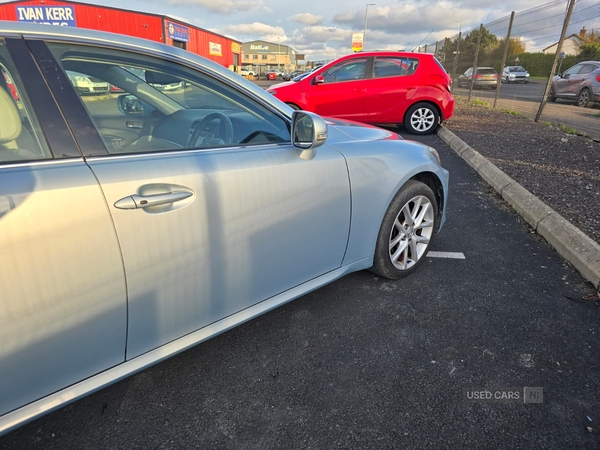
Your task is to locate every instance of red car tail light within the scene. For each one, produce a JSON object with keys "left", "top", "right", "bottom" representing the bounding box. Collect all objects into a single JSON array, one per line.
[
  {"left": 429, "top": 73, "right": 452, "bottom": 92},
  {"left": 596, "top": 75, "right": 600, "bottom": 82},
  {"left": 474, "top": 75, "right": 482, "bottom": 79}
]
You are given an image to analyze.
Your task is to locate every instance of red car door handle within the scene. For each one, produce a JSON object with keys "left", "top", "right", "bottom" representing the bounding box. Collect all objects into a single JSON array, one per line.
[{"left": 114, "top": 191, "right": 193, "bottom": 210}]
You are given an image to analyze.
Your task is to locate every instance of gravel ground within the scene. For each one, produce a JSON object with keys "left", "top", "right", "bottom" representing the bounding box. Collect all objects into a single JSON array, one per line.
[{"left": 443, "top": 96, "right": 600, "bottom": 245}]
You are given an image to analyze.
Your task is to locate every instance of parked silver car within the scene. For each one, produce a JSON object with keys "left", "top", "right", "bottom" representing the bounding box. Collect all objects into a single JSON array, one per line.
[
  {"left": 457, "top": 67, "right": 499, "bottom": 89},
  {"left": 0, "top": 22, "right": 449, "bottom": 435},
  {"left": 549, "top": 61, "right": 600, "bottom": 107},
  {"left": 501, "top": 66, "right": 530, "bottom": 83}
]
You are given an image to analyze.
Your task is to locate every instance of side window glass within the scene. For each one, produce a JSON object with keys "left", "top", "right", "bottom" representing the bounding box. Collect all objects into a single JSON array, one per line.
[
  {"left": 374, "top": 57, "right": 419, "bottom": 78},
  {"left": 579, "top": 65, "right": 594, "bottom": 75},
  {"left": 564, "top": 65, "right": 580, "bottom": 76},
  {"left": 0, "top": 41, "right": 53, "bottom": 164},
  {"left": 46, "top": 43, "right": 291, "bottom": 155},
  {"left": 322, "top": 58, "right": 367, "bottom": 83}
]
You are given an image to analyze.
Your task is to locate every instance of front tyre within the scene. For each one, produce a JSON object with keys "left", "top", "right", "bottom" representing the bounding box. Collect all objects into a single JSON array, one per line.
[
  {"left": 404, "top": 103, "right": 439, "bottom": 135},
  {"left": 371, "top": 181, "right": 438, "bottom": 279},
  {"left": 577, "top": 88, "right": 591, "bottom": 108}
]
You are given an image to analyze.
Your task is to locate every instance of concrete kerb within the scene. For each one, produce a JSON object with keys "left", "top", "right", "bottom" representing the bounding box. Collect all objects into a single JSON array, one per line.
[{"left": 437, "top": 125, "right": 600, "bottom": 290}]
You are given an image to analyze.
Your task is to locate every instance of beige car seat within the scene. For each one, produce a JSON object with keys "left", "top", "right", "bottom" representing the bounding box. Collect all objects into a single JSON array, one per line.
[{"left": 0, "top": 88, "right": 40, "bottom": 161}]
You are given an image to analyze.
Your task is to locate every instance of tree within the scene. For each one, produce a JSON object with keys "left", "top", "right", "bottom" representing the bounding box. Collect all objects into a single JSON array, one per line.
[
  {"left": 462, "top": 26, "right": 498, "bottom": 54},
  {"left": 579, "top": 42, "right": 600, "bottom": 59}
]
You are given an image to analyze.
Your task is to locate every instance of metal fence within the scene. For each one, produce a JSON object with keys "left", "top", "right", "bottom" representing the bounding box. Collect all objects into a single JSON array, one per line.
[{"left": 415, "top": 0, "right": 600, "bottom": 140}]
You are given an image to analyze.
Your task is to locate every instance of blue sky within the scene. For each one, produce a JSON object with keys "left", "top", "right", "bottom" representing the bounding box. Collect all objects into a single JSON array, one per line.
[{"left": 5, "top": 0, "right": 600, "bottom": 61}]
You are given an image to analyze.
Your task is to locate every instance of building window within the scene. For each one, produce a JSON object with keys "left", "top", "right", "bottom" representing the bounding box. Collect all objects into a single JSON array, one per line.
[
  {"left": 244, "top": 54, "right": 249, "bottom": 60},
  {"left": 262, "top": 54, "right": 267, "bottom": 60},
  {"left": 252, "top": 55, "right": 258, "bottom": 60}
]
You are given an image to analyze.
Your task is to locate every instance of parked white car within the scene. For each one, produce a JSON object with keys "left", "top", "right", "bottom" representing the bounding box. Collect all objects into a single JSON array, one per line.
[{"left": 65, "top": 70, "right": 110, "bottom": 94}]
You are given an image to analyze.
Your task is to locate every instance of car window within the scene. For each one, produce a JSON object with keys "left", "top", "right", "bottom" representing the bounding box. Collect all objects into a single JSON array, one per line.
[
  {"left": 322, "top": 58, "right": 367, "bottom": 83},
  {"left": 475, "top": 68, "right": 497, "bottom": 75},
  {"left": 373, "top": 57, "right": 419, "bottom": 78},
  {"left": 0, "top": 41, "right": 53, "bottom": 164},
  {"left": 46, "top": 43, "right": 291, "bottom": 155},
  {"left": 563, "top": 65, "right": 581, "bottom": 76},
  {"left": 578, "top": 64, "right": 595, "bottom": 75}
]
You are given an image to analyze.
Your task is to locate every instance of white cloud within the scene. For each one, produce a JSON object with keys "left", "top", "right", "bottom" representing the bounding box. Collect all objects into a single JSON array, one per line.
[
  {"left": 223, "top": 22, "right": 285, "bottom": 37},
  {"left": 166, "top": 0, "right": 263, "bottom": 14},
  {"left": 290, "top": 13, "right": 323, "bottom": 25}
]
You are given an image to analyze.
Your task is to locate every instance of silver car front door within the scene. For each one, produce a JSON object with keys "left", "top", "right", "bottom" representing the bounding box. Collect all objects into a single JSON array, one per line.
[
  {"left": 89, "top": 142, "right": 350, "bottom": 358},
  {"left": 43, "top": 42, "right": 352, "bottom": 359}
]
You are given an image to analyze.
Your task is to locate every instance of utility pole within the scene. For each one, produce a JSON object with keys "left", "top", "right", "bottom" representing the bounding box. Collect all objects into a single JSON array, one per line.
[{"left": 535, "top": 0, "right": 576, "bottom": 122}]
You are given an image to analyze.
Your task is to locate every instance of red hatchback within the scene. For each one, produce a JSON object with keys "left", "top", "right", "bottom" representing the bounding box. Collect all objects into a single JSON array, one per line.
[{"left": 267, "top": 51, "right": 454, "bottom": 134}]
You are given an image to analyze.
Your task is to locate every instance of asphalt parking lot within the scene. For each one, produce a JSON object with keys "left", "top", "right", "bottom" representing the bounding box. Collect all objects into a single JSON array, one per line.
[{"left": 1, "top": 131, "right": 598, "bottom": 449}]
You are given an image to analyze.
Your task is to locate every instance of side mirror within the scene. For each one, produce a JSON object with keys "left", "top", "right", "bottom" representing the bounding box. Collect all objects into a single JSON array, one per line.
[
  {"left": 313, "top": 75, "right": 325, "bottom": 85},
  {"left": 118, "top": 94, "right": 144, "bottom": 115},
  {"left": 291, "top": 110, "right": 328, "bottom": 160}
]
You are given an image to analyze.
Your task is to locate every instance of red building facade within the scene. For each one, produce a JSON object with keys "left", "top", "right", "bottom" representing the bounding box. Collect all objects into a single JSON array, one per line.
[{"left": 0, "top": 0, "right": 241, "bottom": 68}]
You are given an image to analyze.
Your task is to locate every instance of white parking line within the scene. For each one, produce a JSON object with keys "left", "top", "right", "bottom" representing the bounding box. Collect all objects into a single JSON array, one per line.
[{"left": 426, "top": 251, "right": 466, "bottom": 259}]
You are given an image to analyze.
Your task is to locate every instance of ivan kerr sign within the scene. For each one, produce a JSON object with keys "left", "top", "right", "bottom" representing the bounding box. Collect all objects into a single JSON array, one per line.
[{"left": 16, "top": 6, "right": 77, "bottom": 27}]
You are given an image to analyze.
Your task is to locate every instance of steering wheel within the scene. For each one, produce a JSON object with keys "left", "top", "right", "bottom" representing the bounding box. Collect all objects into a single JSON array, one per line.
[{"left": 188, "top": 112, "right": 234, "bottom": 147}]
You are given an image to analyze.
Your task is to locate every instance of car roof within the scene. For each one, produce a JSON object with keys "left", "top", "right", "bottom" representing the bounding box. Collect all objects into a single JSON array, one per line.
[
  {"left": 0, "top": 21, "right": 292, "bottom": 116},
  {"left": 353, "top": 51, "right": 432, "bottom": 58}
]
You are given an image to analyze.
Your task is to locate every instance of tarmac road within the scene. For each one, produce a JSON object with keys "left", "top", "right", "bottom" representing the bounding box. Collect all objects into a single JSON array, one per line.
[{"left": 1, "top": 131, "right": 598, "bottom": 449}]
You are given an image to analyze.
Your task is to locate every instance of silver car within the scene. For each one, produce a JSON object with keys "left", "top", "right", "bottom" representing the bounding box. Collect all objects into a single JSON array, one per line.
[
  {"left": 501, "top": 66, "right": 530, "bottom": 83},
  {"left": 0, "top": 22, "right": 448, "bottom": 435},
  {"left": 549, "top": 61, "right": 600, "bottom": 107}
]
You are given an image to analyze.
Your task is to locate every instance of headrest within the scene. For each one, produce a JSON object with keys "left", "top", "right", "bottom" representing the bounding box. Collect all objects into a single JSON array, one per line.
[{"left": 0, "top": 88, "right": 21, "bottom": 143}]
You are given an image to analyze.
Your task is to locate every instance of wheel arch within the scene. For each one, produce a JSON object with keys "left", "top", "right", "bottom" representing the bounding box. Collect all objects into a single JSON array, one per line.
[
  {"left": 409, "top": 171, "right": 445, "bottom": 231},
  {"left": 404, "top": 99, "right": 444, "bottom": 123}
]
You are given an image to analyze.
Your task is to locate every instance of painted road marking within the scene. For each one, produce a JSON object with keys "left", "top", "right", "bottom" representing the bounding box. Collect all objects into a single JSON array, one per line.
[{"left": 427, "top": 251, "right": 466, "bottom": 259}]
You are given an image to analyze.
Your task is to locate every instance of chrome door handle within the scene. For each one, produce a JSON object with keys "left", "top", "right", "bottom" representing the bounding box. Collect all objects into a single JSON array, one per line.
[{"left": 114, "top": 191, "right": 193, "bottom": 210}]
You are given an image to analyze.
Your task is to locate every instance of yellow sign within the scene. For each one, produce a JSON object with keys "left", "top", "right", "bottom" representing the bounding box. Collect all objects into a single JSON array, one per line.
[
  {"left": 351, "top": 32, "right": 364, "bottom": 52},
  {"left": 231, "top": 42, "right": 241, "bottom": 53}
]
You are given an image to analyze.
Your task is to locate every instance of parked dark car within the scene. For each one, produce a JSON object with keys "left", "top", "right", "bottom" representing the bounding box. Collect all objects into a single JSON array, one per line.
[
  {"left": 549, "top": 61, "right": 600, "bottom": 107},
  {"left": 283, "top": 70, "right": 303, "bottom": 81},
  {"left": 458, "top": 67, "right": 499, "bottom": 89}
]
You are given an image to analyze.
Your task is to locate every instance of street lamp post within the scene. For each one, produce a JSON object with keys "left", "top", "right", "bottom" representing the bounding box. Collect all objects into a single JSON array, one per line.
[
  {"left": 363, "top": 3, "right": 375, "bottom": 51},
  {"left": 277, "top": 36, "right": 281, "bottom": 71}
]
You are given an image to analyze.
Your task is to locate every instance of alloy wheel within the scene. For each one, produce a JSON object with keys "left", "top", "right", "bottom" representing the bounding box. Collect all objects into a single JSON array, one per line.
[
  {"left": 388, "top": 195, "right": 434, "bottom": 271},
  {"left": 409, "top": 107, "right": 436, "bottom": 133},
  {"left": 577, "top": 88, "right": 590, "bottom": 107}
]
